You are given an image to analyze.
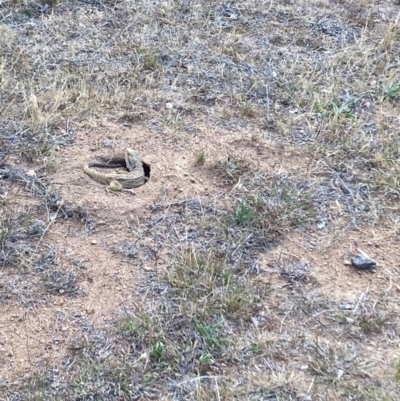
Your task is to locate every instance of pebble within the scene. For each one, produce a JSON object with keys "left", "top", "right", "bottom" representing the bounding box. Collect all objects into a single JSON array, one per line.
[{"left": 339, "top": 304, "right": 353, "bottom": 310}]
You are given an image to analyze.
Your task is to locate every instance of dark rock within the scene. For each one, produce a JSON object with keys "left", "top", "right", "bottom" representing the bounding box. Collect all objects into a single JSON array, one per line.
[{"left": 351, "top": 254, "right": 376, "bottom": 269}]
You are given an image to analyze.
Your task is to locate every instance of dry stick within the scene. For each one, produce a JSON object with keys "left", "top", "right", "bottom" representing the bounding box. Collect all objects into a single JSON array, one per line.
[
  {"left": 353, "top": 286, "right": 369, "bottom": 315},
  {"left": 227, "top": 176, "right": 242, "bottom": 199},
  {"left": 356, "top": 248, "right": 377, "bottom": 264},
  {"left": 306, "top": 376, "right": 315, "bottom": 398},
  {"left": 24, "top": 320, "right": 32, "bottom": 367},
  {"left": 384, "top": 270, "right": 392, "bottom": 294},
  {"left": 10, "top": 342, "right": 16, "bottom": 376},
  {"left": 214, "top": 376, "right": 221, "bottom": 401},
  {"left": 177, "top": 376, "right": 219, "bottom": 386},
  {"left": 279, "top": 305, "right": 294, "bottom": 333},
  {"left": 282, "top": 234, "right": 318, "bottom": 261},
  {"left": 30, "top": 199, "right": 63, "bottom": 263},
  {"left": 300, "top": 307, "right": 339, "bottom": 341}
]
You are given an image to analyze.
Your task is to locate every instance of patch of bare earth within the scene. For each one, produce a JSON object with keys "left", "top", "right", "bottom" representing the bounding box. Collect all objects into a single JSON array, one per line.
[{"left": 1, "top": 0, "right": 400, "bottom": 399}]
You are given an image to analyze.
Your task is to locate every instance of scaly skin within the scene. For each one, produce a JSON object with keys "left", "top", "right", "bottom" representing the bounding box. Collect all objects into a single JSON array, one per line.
[{"left": 83, "top": 148, "right": 147, "bottom": 192}]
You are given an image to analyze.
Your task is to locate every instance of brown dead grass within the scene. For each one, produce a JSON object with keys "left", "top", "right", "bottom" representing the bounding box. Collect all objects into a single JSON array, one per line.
[{"left": 1, "top": 0, "right": 400, "bottom": 400}]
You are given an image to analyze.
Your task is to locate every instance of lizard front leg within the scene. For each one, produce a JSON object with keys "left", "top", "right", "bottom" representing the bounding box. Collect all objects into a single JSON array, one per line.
[
  {"left": 105, "top": 179, "right": 123, "bottom": 194},
  {"left": 105, "top": 180, "right": 136, "bottom": 195}
]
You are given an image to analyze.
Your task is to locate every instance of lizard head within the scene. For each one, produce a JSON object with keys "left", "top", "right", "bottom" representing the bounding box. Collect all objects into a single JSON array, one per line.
[{"left": 125, "top": 148, "right": 141, "bottom": 171}]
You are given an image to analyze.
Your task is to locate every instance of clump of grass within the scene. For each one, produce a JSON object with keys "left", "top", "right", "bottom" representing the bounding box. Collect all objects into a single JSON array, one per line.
[
  {"left": 313, "top": 96, "right": 355, "bottom": 120},
  {"left": 240, "top": 101, "right": 258, "bottom": 117},
  {"left": 369, "top": 138, "right": 400, "bottom": 197},
  {"left": 357, "top": 313, "right": 388, "bottom": 334},
  {"left": 43, "top": 270, "right": 79, "bottom": 296},
  {"left": 141, "top": 48, "right": 158, "bottom": 71},
  {"left": 214, "top": 156, "right": 244, "bottom": 184},
  {"left": 168, "top": 250, "right": 254, "bottom": 317},
  {"left": 194, "top": 319, "right": 226, "bottom": 349},
  {"left": 395, "top": 359, "right": 400, "bottom": 382},
  {"left": 234, "top": 201, "right": 254, "bottom": 225},
  {"left": 230, "top": 176, "right": 316, "bottom": 232},
  {"left": 22, "top": 8, "right": 33, "bottom": 18},
  {"left": 150, "top": 341, "right": 166, "bottom": 361},
  {"left": 195, "top": 149, "right": 206, "bottom": 165},
  {"left": 381, "top": 81, "right": 400, "bottom": 102},
  {"left": 118, "top": 311, "right": 164, "bottom": 348},
  {"left": 0, "top": 211, "right": 39, "bottom": 268}
]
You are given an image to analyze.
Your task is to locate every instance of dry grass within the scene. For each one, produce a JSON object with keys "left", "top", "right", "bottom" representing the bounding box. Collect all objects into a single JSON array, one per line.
[{"left": 1, "top": 0, "right": 400, "bottom": 400}]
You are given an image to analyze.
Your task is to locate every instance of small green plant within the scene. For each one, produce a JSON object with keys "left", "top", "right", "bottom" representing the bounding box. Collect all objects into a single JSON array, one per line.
[
  {"left": 240, "top": 101, "right": 257, "bottom": 118},
  {"left": 150, "top": 341, "right": 165, "bottom": 361},
  {"left": 199, "top": 352, "right": 214, "bottom": 365},
  {"left": 169, "top": 251, "right": 223, "bottom": 294},
  {"left": 196, "top": 150, "right": 206, "bottom": 165},
  {"left": 234, "top": 201, "right": 253, "bottom": 225},
  {"left": 22, "top": 9, "right": 33, "bottom": 17},
  {"left": 223, "top": 286, "right": 252, "bottom": 313},
  {"left": 198, "top": 352, "right": 214, "bottom": 372},
  {"left": 195, "top": 319, "right": 226, "bottom": 349},
  {"left": 119, "top": 315, "right": 141, "bottom": 337},
  {"left": 329, "top": 97, "right": 355, "bottom": 119},
  {"left": 250, "top": 343, "right": 265, "bottom": 354},
  {"left": 395, "top": 359, "right": 400, "bottom": 382},
  {"left": 381, "top": 82, "right": 400, "bottom": 101},
  {"left": 142, "top": 49, "right": 158, "bottom": 71},
  {"left": 313, "top": 96, "right": 355, "bottom": 119},
  {"left": 214, "top": 156, "right": 244, "bottom": 183}
]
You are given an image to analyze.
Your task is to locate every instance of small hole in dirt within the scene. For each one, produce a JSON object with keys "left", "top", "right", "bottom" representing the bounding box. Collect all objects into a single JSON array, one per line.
[{"left": 143, "top": 161, "right": 151, "bottom": 181}]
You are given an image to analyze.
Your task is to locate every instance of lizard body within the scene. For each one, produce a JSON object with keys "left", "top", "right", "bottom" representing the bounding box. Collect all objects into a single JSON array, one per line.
[{"left": 83, "top": 148, "right": 148, "bottom": 193}]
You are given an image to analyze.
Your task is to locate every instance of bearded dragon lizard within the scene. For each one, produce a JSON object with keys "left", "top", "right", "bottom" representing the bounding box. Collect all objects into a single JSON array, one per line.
[{"left": 83, "top": 148, "right": 149, "bottom": 193}]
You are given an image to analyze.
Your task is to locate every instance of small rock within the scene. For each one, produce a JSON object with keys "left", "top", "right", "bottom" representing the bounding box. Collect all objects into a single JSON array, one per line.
[
  {"left": 165, "top": 102, "right": 173, "bottom": 109},
  {"left": 351, "top": 254, "right": 376, "bottom": 269},
  {"left": 339, "top": 304, "right": 353, "bottom": 310},
  {"left": 26, "top": 169, "right": 36, "bottom": 177},
  {"left": 91, "top": 240, "right": 97, "bottom": 245}
]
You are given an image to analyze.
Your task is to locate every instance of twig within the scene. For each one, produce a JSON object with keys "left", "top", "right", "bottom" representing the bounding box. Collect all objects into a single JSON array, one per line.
[
  {"left": 176, "top": 375, "right": 219, "bottom": 386},
  {"left": 356, "top": 248, "right": 377, "bottom": 264},
  {"left": 353, "top": 286, "right": 369, "bottom": 315}
]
